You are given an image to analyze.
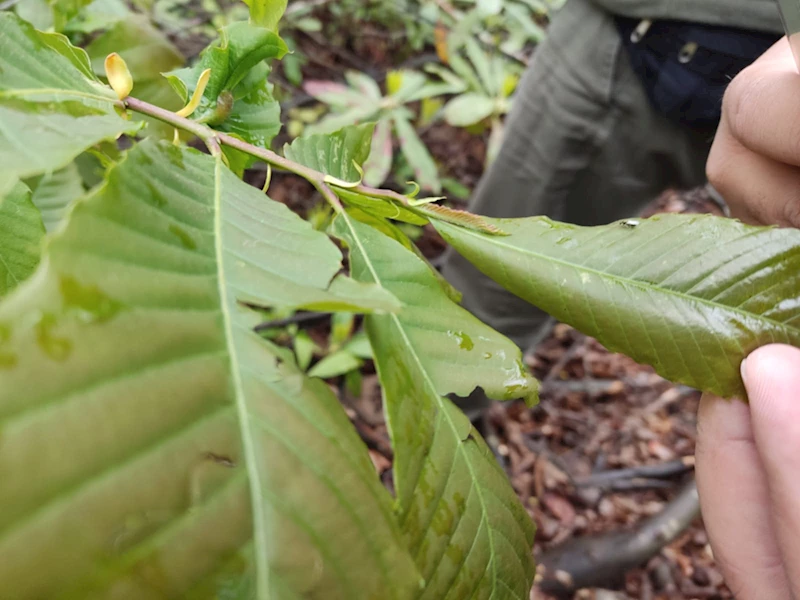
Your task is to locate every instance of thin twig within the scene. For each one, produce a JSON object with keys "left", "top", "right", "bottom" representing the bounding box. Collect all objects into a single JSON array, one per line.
[
  {"left": 124, "top": 96, "right": 426, "bottom": 216},
  {"left": 574, "top": 456, "right": 695, "bottom": 488},
  {"left": 124, "top": 97, "right": 222, "bottom": 156}
]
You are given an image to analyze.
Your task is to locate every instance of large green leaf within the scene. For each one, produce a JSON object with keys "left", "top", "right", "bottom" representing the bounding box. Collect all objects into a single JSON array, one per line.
[
  {"left": 332, "top": 214, "right": 537, "bottom": 599},
  {"left": 85, "top": 16, "right": 183, "bottom": 81},
  {"left": 434, "top": 214, "right": 800, "bottom": 399},
  {"left": 243, "top": 0, "right": 287, "bottom": 31},
  {"left": 0, "top": 181, "right": 45, "bottom": 297},
  {"left": 0, "top": 140, "right": 416, "bottom": 598},
  {"left": 284, "top": 123, "right": 375, "bottom": 185},
  {"left": 27, "top": 162, "right": 85, "bottom": 232},
  {"left": 165, "top": 22, "right": 286, "bottom": 123},
  {"left": 0, "top": 13, "right": 141, "bottom": 196}
]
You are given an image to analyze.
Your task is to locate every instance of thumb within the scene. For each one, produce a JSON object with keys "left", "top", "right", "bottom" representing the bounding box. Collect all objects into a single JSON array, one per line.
[{"left": 744, "top": 344, "right": 800, "bottom": 595}]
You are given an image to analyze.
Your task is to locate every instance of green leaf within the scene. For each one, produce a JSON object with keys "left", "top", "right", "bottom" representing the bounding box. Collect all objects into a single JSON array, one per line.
[
  {"left": 27, "top": 162, "right": 85, "bottom": 232},
  {"left": 0, "top": 181, "right": 45, "bottom": 297},
  {"left": 344, "top": 70, "right": 382, "bottom": 101},
  {"left": 15, "top": 0, "right": 54, "bottom": 31},
  {"left": 51, "top": 0, "right": 93, "bottom": 31},
  {"left": 444, "top": 93, "right": 496, "bottom": 127},
  {"left": 343, "top": 330, "right": 373, "bottom": 359},
  {"left": 216, "top": 65, "right": 281, "bottom": 153},
  {"left": 294, "top": 330, "right": 317, "bottom": 370},
  {"left": 477, "top": 0, "right": 503, "bottom": 15},
  {"left": 243, "top": 0, "right": 287, "bottom": 31},
  {"left": 332, "top": 214, "right": 536, "bottom": 598},
  {"left": 0, "top": 13, "right": 141, "bottom": 196},
  {"left": 308, "top": 350, "right": 362, "bottom": 379},
  {"left": 387, "top": 70, "right": 428, "bottom": 104},
  {"left": 0, "top": 140, "right": 418, "bottom": 598},
  {"left": 165, "top": 22, "right": 287, "bottom": 121},
  {"left": 393, "top": 113, "right": 440, "bottom": 193},
  {"left": 305, "top": 104, "right": 380, "bottom": 136},
  {"left": 464, "top": 38, "right": 496, "bottom": 96},
  {"left": 336, "top": 187, "right": 428, "bottom": 226},
  {"left": 85, "top": 16, "right": 183, "bottom": 82},
  {"left": 434, "top": 213, "right": 800, "bottom": 399},
  {"left": 363, "top": 119, "right": 393, "bottom": 187},
  {"left": 62, "top": 0, "right": 130, "bottom": 34},
  {"left": 284, "top": 123, "right": 375, "bottom": 185}
]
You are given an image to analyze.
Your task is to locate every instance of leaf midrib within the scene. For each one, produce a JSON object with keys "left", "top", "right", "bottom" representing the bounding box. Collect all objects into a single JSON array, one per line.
[
  {"left": 0, "top": 88, "right": 115, "bottom": 104},
  {"left": 444, "top": 223, "right": 800, "bottom": 335},
  {"left": 212, "top": 156, "right": 270, "bottom": 597},
  {"left": 340, "top": 212, "right": 501, "bottom": 595}
]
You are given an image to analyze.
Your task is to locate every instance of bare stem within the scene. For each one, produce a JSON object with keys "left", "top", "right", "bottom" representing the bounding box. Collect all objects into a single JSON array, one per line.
[
  {"left": 123, "top": 95, "right": 417, "bottom": 211},
  {"left": 124, "top": 96, "right": 222, "bottom": 157}
]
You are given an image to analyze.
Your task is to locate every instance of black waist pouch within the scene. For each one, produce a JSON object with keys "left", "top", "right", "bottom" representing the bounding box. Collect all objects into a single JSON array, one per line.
[{"left": 615, "top": 17, "right": 779, "bottom": 127}]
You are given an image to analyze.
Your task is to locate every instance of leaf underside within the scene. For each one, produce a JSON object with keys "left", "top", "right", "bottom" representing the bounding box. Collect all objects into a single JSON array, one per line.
[
  {"left": 0, "top": 181, "right": 45, "bottom": 297},
  {"left": 333, "top": 215, "right": 536, "bottom": 600},
  {"left": 0, "top": 140, "right": 416, "bottom": 599}
]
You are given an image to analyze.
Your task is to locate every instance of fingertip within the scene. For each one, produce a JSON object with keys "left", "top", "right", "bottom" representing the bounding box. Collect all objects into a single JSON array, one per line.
[{"left": 744, "top": 344, "right": 800, "bottom": 440}]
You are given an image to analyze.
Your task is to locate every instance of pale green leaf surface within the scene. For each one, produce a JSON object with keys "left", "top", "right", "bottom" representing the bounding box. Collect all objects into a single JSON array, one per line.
[
  {"left": 343, "top": 331, "right": 372, "bottom": 359},
  {"left": 284, "top": 123, "right": 375, "bottom": 184},
  {"left": 0, "top": 181, "right": 45, "bottom": 297},
  {"left": 464, "top": 39, "right": 496, "bottom": 96},
  {"left": 444, "top": 93, "right": 496, "bottom": 127},
  {"left": 243, "top": 0, "right": 287, "bottom": 31},
  {"left": 85, "top": 16, "right": 184, "bottom": 81},
  {"left": 62, "top": 0, "right": 130, "bottom": 34},
  {"left": 342, "top": 208, "right": 463, "bottom": 304},
  {"left": 0, "top": 13, "right": 141, "bottom": 195},
  {"left": 27, "top": 162, "right": 85, "bottom": 232},
  {"left": 332, "top": 214, "right": 536, "bottom": 599},
  {"left": 363, "top": 119, "right": 393, "bottom": 187},
  {"left": 394, "top": 113, "right": 440, "bottom": 193},
  {"left": 303, "top": 80, "right": 373, "bottom": 109},
  {"left": 305, "top": 104, "right": 380, "bottom": 136},
  {"left": 434, "top": 214, "right": 800, "bottom": 398},
  {"left": 217, "top": 67, "right": 281, "bottom": 151},
  {"left": 0, "top": 140, "right": 416, "bottom": 599},
  {"left": 344, "top": 71, "right": 382, "bottom": 101},
  {"left": 307, "top": 350, "right": 362, "bottom": 379},
  {"left": 336, "top": 187, "right": 428, "bottom": 226}
]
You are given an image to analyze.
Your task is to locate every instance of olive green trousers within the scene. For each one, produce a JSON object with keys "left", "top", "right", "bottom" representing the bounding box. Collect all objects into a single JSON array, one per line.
[{"left": 442, "top": 0, "right": 715, "bottom": 417}]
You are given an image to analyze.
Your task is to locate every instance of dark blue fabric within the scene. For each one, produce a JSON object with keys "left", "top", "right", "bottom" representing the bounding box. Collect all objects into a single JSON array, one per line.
[{"left": 615, "top": 17, "right": 780, "bottom": 127}]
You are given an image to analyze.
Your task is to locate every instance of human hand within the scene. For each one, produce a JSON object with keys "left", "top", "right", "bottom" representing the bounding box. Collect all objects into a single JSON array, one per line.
[
  {"left": 707, "top": 38, "right": 800, "bottom": 227},
  {"left": 696, "top": 345, "right": 800, "bottom": 599}
]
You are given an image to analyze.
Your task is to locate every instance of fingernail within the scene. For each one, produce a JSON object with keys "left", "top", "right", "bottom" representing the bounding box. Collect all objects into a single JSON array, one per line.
[{"left": 740, "top": 357, "right": 749, "bottom": 387}]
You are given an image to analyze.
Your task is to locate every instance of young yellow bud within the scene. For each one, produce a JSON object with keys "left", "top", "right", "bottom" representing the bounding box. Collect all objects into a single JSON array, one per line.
[
  {"left": 176, "top": 69, "right": 211, "bottom": 118},
  {"left": 104, "top": 53, "right": 133, "bottom": 100}
]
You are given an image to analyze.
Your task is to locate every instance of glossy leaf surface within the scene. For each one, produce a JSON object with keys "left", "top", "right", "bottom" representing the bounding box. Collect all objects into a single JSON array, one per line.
[
  {"left": 434, "top": 214, "right": 800, "bottom": 398},
  {"left": 284, "top": 123, "right": 375, "bottom": 185}
]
